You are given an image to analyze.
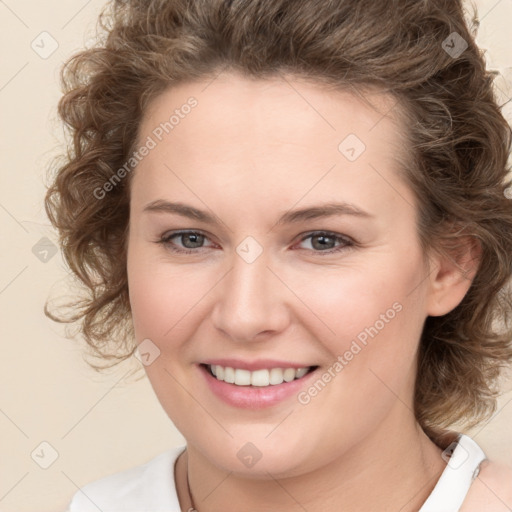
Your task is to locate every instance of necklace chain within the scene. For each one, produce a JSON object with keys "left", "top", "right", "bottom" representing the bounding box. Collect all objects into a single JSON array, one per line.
[{"left": 185, "top": 456, "right": 198, "bottom": 512}]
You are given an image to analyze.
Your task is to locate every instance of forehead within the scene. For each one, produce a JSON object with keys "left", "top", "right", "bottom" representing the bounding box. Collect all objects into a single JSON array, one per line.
[
  {"left": 139, "top": 72, "right": 404, "bottom": 152},
  {"left": 131, "top": 72, "right": 413, "bottom": 222}
]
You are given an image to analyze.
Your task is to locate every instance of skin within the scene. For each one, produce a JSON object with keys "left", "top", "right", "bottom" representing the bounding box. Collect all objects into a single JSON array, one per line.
[
  {"left": 126, "top": 71, "right": 493, "bottom": 511},
  {"left": 461, "top": 460, "right": 512, "bottom": 511}
]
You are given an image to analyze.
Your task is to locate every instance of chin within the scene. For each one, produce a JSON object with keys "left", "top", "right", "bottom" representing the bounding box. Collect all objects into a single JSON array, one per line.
[{"left": 191, "top": 434, "right": 323, "bottom": 478}]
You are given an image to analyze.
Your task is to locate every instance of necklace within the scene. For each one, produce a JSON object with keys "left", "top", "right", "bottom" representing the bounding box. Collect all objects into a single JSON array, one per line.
[{"left": 185, "top": 455, "right": 198, "bottom": 512}]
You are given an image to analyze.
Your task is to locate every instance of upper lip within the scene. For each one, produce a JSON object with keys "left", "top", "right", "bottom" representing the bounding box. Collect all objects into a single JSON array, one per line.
[{"left": 201, "top": 359, "right": 316, "bottom": 371}]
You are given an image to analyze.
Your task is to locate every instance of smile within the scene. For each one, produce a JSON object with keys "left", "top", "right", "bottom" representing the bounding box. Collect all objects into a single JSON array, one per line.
[
  {"left": 206, "top": 364, "right": 316, "bottom": 387},
  {"left": 198, "top": 362, "right": 320, "bottom": 409}
]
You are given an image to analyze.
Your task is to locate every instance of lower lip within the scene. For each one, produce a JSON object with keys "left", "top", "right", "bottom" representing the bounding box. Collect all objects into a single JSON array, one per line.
[{"left": 198, "top": 364, "right": 319, "bottom": 409}]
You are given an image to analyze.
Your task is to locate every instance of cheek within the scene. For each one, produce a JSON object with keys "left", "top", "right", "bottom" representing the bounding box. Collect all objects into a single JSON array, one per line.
[
  {"left": 288, "top": 250, "right": 427, "bottom": 397},
  {"left": 128, "top": 266, "right": 201, "bottom": 341},
  {"left": 291, "top": 257, "right": 423, "bottom": 351},
  {"left": 128, "top": 239, "right": 426, "bottom": 363},
  {"left": 288, "top": 256, "right": 425, "bottom": 443},
  {"left": 127, "top": 242, "right": 219, "bottom": 354},
  {"left": 126, "top": 251, "right": 208, "bottom": 429}
]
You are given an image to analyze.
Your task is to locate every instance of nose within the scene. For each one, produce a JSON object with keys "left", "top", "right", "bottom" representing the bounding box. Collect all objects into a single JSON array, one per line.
[{"left": 211, "top": 249, "right": 291, "bottom": 343}]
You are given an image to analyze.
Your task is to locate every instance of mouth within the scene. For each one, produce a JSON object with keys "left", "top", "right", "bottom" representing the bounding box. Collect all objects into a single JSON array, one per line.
[
  {"left": 201, "top": 363, "right": 318, "bottom": 387},
  {"left": 197, "top": 358, "right": 321, "bottom": 408}
]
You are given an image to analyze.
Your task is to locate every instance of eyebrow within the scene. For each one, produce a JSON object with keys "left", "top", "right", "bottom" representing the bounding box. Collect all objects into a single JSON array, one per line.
[{"left": 143, "top": 200, "right": 373, "bottom": 225}]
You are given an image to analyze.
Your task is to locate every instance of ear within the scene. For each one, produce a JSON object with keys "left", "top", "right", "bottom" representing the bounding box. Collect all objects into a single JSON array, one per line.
[{"left": 425, "top": 235, "right": 482, "bottom": 317}]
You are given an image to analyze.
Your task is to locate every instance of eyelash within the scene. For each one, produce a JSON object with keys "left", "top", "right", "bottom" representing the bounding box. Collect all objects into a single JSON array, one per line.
[{"left": 156, "top": 230, "right": 356, "bottom": 256}]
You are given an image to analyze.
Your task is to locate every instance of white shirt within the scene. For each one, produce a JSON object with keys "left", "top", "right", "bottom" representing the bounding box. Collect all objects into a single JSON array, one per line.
[{"left": 65, "top": 433, "right": 486, "bottom": 512}]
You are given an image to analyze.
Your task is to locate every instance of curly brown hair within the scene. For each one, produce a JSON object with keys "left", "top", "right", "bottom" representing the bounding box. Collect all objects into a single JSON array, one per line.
[{"left": 45, "top": 0, "right": 512, "bottom": 446}]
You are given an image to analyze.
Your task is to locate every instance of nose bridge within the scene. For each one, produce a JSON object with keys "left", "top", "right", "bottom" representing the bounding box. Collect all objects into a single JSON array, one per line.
[{"left": 212, "top": 244, "right": 288, "bottom": 341}]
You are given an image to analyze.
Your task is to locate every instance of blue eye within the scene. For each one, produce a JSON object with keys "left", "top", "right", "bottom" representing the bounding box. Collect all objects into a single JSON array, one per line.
[{"left": 156, "top": 230, "right": 355, "bottom": 255}]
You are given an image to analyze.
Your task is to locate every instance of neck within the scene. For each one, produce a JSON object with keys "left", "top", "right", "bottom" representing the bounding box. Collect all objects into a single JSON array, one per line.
[{"left": 175, "top": 411, "right": 448, "bottom": 512}]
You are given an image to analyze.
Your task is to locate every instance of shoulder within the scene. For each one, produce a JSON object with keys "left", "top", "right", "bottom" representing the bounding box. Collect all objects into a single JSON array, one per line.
[
  {"left": 461, "top": 459, "right": 512, "bottom": 512},
  {"left": 65, "top": 446, "right": 186, "bottom": 512}
]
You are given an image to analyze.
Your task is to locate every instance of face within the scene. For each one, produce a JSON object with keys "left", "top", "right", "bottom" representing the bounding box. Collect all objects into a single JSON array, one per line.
[{"left": 126, "top": 72, "right": 433, "bottom": 477}]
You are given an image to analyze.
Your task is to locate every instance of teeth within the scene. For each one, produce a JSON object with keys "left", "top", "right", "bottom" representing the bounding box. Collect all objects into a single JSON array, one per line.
[
  {"left": 283, "top": 368, "right": 296, "bottom": 382},
  {"left": 251, "top": 369, "right": 269, "bottom": 387},
  {"left": 269, "top": 368, "right": 284, "bottom": 385},
  {"left": 224, "top": 366, "right": 235, "bottom": 383},
  {"left": 208, "top": 365, "right": 312, "bottom": 386},
  {"left": 295, "top": 367, "right": 308, "bottom": 378},
  {"left": 234, "top": 368, "right": 251, "bottom": 385}
]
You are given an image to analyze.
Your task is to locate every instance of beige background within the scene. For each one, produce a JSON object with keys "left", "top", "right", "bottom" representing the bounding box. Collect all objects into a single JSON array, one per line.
[{"left": 0, "top": 1, "right": 511, "bottom": 511}]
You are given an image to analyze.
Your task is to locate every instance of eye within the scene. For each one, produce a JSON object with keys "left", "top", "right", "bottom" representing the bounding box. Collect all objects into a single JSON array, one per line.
[
  {"left": 157, "top": 230, "right": 215, "bottom": 254},
  {"left": 156, "top": 230, "right": 355, "bottom": 256},
  {"left": 294, "top": 231, "right": 355, "bottom": 254}
]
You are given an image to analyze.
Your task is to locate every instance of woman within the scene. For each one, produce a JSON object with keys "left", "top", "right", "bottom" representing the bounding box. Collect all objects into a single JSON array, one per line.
[{"left": 46, "top": 0, "right": 512, "bottom": 510}]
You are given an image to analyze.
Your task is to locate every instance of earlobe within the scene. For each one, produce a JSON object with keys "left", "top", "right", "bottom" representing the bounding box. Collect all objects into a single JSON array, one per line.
[{"left": 425, "top": 236, "right": 482, "bottom": 317}]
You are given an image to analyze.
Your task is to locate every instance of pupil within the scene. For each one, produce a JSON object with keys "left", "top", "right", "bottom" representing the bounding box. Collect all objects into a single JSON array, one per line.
[
  {"left": 184, "top": 233, "right": 203, "bottom": 248},
  {"left": 313, "top": 234, "right": 333, "bottom": 250}
]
